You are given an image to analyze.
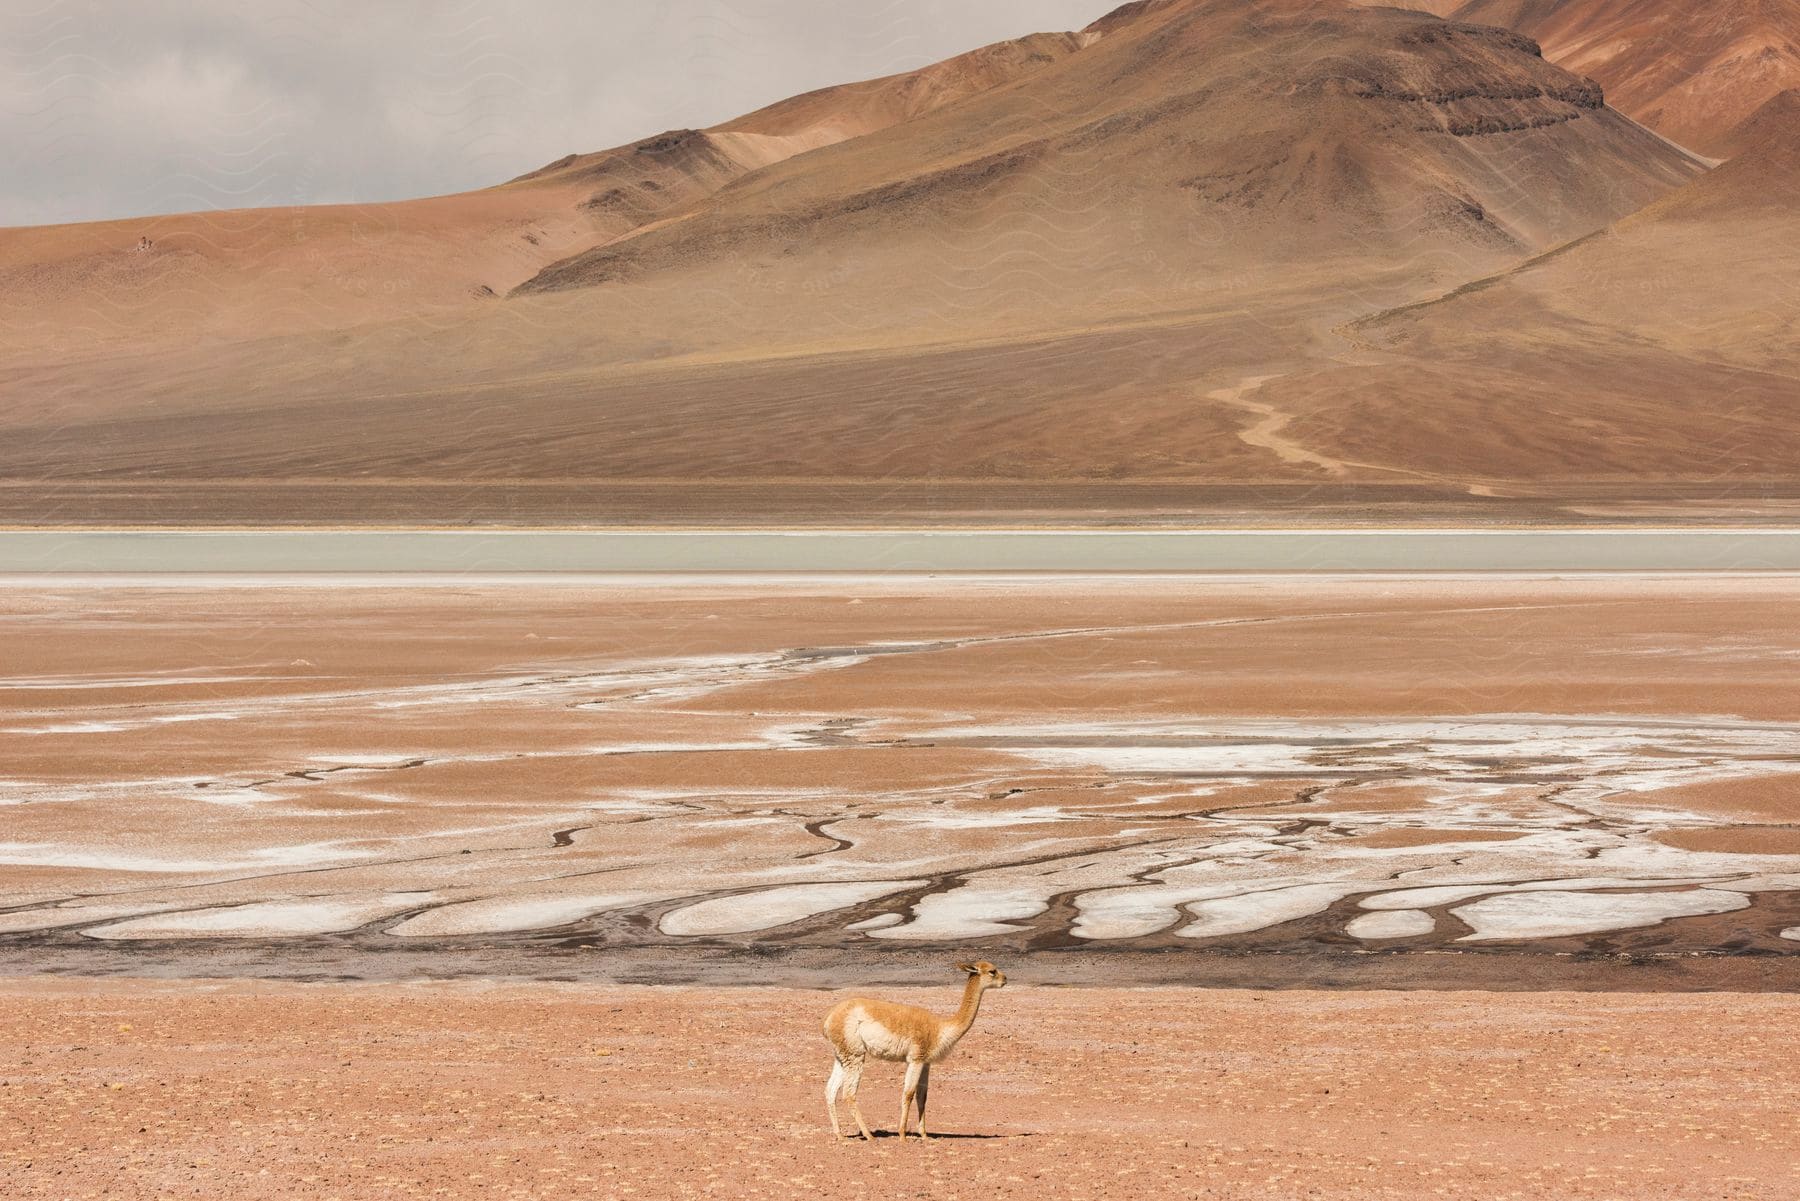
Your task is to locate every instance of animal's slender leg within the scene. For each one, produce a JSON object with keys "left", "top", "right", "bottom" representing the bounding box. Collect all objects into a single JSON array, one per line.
[
  {"left": 843, "top": 1056, "right": 874, "bottom": 1141},
  {"left": 914, "top": 1063, "right": 932, "bottom": 1141},
  {"left": 825, "top": 1059, "right": 846, "bottom": 1141},
  {"left": 899, "top": 1060, "right": 925, "bottom": 1142}
]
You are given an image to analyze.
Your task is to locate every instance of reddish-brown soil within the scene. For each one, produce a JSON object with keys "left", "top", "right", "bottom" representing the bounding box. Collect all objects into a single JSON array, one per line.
[
  {"left": 2, "top": 978, "right": 1797, "bottom": 1201},
  {"left": 1453, "top": 0, "right": 1800, "bottom": 156},
  {"left": 1655, "top": 827, "right": 1800, "bottom": 856}
]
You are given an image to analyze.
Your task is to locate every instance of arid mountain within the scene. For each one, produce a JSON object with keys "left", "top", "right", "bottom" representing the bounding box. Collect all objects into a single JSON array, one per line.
[
  {"left": 0, "top": 0, "right": 1774, "bottom": 527},
  {"left": 521, "top": 0, "right": 1693, "bottom": 303},
  {"left": 0, "top": 30, "right": 1084, "bottom": 363},
  {"left": 1450, "top": 0, "right": 1800, "bottom": 155}
]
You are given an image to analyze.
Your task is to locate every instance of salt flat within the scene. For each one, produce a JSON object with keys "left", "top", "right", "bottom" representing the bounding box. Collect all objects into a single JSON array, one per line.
[{"left": 2, "top": 575, "right": 1798, "bottom": 985}]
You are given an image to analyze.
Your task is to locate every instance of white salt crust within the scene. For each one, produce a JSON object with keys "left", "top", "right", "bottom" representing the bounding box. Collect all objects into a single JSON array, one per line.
[
  {"left": 1452, "top": 889, "right": 1751, "bottom": 942},
  {"left": 83, "top": 893, "right": 439, "bottom": 940},
  {"left": 1346, "top": 910, "right": 1437, "bottom": 940},
  {"left": 660, "top": 881, "right": 925, "bottom": 937},
  {"left": 385, "top": 892, "right": 680, "bottom": 938}
]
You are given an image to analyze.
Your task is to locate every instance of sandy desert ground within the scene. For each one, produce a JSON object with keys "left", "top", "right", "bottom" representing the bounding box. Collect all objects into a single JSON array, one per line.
[
  {"left": 3, "top": 575, "right": 1798, "bottom": 985},
  {"left": 2, "top": 978, "right": 1797, "bottom": 1201}
]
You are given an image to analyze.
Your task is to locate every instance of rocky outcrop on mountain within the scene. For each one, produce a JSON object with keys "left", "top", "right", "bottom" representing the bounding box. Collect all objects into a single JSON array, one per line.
[{"left": 1450, "top": 0, "right": 1800, "bottom": 155}]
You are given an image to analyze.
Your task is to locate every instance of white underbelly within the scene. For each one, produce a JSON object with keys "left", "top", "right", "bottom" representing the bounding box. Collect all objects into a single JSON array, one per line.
[{"left": 849, "top": 1013, "right": 916, "bottom": 1061}]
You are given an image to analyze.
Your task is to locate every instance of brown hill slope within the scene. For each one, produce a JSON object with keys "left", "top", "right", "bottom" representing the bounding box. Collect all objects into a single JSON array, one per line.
[
  {"left": 1451, "top": 0, "right": 1800, "bottom": 155},
  {"left": 1715, "top": 85, "right": 1800, "bottom": 159},
  {"left": 1229, "top": 92, "right": 1800, "bottom": 495},
  {"left": 0, "top": 180, "right": 603, "bottom": 365},
  {"left": 0, "top": 30, "right": 1085, "bottom": 366},
  {"left": 510, "top": 31, "right": 1090, "bottom": 217},
  {"left": 1361, "top": 97, "right": 1799, "bottom": 373}
]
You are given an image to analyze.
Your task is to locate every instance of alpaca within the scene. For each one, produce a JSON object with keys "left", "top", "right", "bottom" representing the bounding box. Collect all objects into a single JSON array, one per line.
[{"left": 821, "top": 960, "right": 1007, "bottom": 1141}]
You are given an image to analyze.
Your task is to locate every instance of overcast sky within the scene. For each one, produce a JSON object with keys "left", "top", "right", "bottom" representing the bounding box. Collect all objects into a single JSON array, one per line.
[{"left": 2, "top": 1, "right": 1114, "bottom": 227}]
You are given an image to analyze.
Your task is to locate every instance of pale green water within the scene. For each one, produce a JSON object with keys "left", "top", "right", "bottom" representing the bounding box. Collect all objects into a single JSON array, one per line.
[{"left": 3, "top": 529, "right": 1799, "bottom": 573}]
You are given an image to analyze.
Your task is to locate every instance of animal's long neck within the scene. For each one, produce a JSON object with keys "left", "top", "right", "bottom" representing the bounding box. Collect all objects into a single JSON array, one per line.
[{"left": 945, "top": 975, "right": 986, "bottom": 1039}]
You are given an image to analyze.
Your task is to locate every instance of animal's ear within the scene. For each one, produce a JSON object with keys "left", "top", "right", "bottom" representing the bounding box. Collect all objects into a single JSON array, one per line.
[{"left": 955, "top": 962, "right": 977, "bottom": 973}]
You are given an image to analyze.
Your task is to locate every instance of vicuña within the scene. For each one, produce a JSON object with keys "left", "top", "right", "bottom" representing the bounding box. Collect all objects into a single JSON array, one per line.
[{"left": 821, "top": 960, "right": 1007, "bottom": 1142}]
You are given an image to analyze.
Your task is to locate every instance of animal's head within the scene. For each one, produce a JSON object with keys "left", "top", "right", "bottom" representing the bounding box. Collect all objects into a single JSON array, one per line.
[{"left": 957, "top": 960, "right": 1006, "bottom": 989}]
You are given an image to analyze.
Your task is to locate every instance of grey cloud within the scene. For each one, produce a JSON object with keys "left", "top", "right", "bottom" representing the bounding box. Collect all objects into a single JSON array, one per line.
[{"left": 1, "top": 1, "right": 1112, "bottom": 227}]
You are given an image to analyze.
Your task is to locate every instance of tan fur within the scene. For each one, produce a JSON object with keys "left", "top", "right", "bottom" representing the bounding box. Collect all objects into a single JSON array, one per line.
[{"left": 821, "top": 960, "right": 1006, "bottom": 1142}]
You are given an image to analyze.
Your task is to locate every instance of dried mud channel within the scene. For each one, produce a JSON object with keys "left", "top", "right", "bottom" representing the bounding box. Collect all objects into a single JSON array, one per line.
[{"left": 3, "top": 576, "right": 1798, "bottom": 989}]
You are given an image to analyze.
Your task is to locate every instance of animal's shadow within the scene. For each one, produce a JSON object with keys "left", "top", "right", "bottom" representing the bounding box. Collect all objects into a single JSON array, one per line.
[{"left": 862, "top": 1130, "right": 1025, "bottom": 1141}]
